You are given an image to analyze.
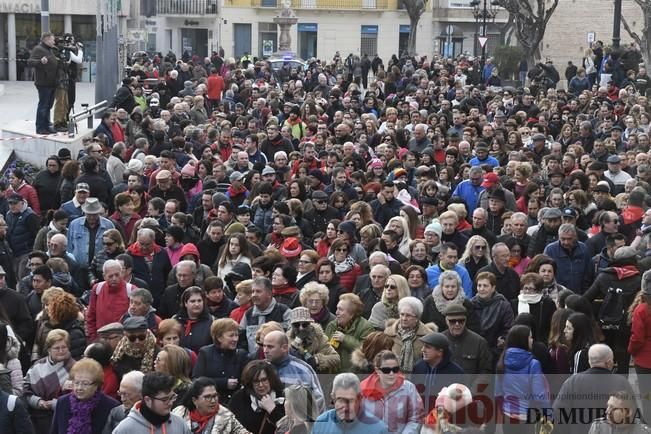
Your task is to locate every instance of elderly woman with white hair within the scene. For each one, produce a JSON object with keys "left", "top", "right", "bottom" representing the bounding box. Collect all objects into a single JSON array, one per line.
[
  {"left": 300, "top": 282, "right": 335, "bottom": 330},
  {"left": 383, "top": 297, "right": 437, "bottom": 373},
  {"left": 368, "top": 274, "right": 411, "bottom": 330},
  {"left": 422, "top": 270, "right": 476, "bottom": 332}
]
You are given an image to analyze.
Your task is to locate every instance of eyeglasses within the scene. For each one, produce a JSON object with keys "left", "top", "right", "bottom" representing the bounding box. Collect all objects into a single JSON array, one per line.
[
  {"left": 335, "top": 248, "right": 348, "bottom": 252},
  {"left": 151, "top": 393, "right": 177, "bottom": 404},
  {"left": 292, "top": 322, "right": 312, "bottom": 329},
  {"left": 127, "top": 333, "right": 147, "bottom": 342},
  {"left": 73, "top": 381, "right": 96, "bottom": 388},
  {"left": 200, "top": 394, "right": 219, "bottom": 401},
  {"left": 252, "top": 376, "right": 269, "bottom": 386},
  {"left": 385, "top": 284, "right": 397, "bottom": 290},
  {"left": 379, "top": 366, "right": 400, "bottom": 374},
  {"left": 447, "top": 318, "right": 466, "bottom": 325}
]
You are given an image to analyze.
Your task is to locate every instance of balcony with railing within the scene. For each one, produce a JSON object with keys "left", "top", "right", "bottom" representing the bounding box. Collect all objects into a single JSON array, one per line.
[
  {"left": 156, "top": 0, "right": 218, "bottom": 15},
  {"left": 246, "top": 0, "right": 389, "bottom": 10}
]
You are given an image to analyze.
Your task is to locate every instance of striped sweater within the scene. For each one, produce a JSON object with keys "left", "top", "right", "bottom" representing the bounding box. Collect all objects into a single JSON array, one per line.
[{"left": 23, "top": 356, "right": 75, "bottom": 408}]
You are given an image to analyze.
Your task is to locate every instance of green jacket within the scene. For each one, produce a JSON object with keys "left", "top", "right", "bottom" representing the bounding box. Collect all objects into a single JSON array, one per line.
[{"left": 325, "top": 316, "right": 374, "bottom": 371}]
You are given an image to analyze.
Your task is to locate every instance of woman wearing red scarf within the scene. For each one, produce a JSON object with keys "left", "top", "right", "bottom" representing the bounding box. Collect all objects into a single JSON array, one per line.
[
  {"left": 173, "top": 377, "right": 250, "bottom": 434},
  {"left": 359, "top": 350, "right": 424, "bottom": 434},
  {"left": 173, "top": 287, "right": 213, "bottom": 353}
]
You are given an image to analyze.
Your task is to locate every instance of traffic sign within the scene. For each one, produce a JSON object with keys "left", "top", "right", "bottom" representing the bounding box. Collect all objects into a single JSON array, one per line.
[{"left": 478, "top": 37, "right": 488, "bottom": 48}]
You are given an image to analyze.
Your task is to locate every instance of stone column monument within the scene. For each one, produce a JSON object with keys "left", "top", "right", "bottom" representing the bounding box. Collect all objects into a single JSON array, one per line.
[{"left": 273, "top": 0, "right": 298, "bottom": 55}]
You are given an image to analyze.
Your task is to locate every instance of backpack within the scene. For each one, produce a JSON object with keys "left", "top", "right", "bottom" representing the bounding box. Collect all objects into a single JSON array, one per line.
[{"left": 598, "top": 287, "right": 625, "bottom": 330}]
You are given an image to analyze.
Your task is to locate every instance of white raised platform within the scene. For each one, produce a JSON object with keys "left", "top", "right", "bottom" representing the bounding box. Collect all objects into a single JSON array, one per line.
[{"left": 0, "top": 124, "right": 96, "bottom": 168}]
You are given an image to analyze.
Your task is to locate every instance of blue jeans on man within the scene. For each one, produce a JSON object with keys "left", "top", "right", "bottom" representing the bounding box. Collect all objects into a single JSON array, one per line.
[{"left": 35, "top": 84, "right": 55, "bottom": 133}]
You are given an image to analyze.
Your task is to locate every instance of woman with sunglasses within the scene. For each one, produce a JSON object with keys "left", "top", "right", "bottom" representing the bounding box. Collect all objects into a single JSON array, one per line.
[
  {"left": 359, "top": 350, "right": 424, "bottom": 434},
  {"left": 459, "top": 235, "right": 491, "bottom": 282},
  {"left": 328, "top": 238, "right": 362, "bottom": 293},
  {"left": 89, "top": 228, "right": 126, "bottom": 285},
  {"left": 368, "top": 274, "right": 410, "bottom": 331},
  {"left": 173, "top": 376, "right": 249, "bottom": 434}
]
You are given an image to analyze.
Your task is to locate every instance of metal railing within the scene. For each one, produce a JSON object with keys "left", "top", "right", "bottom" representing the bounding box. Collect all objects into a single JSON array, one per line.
[
  {"left": 251, "top": 0, "right": 389, "bottom": 9},
  {"left": 156, "top": 0, "right": 218, "bottom": 15}
]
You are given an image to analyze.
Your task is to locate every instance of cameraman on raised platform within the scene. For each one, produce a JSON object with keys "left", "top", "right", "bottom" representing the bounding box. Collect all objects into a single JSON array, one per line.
[{"left": 28, "top": 32, "right": 59, "bottom": 135}]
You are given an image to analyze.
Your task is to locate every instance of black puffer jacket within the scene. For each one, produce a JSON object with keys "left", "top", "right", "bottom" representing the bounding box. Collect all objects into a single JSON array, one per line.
[{"left": 192, "top": 345, "right": 250, "bottom": 404}]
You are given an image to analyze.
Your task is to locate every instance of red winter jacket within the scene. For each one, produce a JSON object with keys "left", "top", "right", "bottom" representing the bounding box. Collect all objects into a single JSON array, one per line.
[
  {"left": 86, "top": 280, "right": 135, "bottom": 341},
  {"left": 338, "top": 263, "right": 362, "bottom": 293},
  {"left": 629, "top": 303, "right": 651, "bottom": 369}
]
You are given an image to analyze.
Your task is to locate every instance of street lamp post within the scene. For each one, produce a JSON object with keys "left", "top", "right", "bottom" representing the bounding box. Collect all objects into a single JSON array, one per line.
[
  {"left": 469, "top": 0, "right": 499, "bottom": 76},
  {"left": 613, "top": 0, "right": 622, "bottom": 48}
]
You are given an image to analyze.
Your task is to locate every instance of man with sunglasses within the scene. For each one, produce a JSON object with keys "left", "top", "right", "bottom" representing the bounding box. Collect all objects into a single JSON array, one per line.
[
  {"left": 113, "top": 371, "right": 190, "bottom": 434},
  {"left": 112, "top": 317, "right": 160, "bottom": 380},
  {"left": 443, "top": 304, "right": 491, "bottom": 392}
]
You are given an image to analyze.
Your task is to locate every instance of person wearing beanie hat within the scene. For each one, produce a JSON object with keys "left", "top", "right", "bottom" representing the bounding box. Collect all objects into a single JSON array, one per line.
[
  {"left": 287, "top": 307, "right": 341, "bottom": 373},
  {"left": 413, "top": 332, "right": 464, "bottom": 412}
]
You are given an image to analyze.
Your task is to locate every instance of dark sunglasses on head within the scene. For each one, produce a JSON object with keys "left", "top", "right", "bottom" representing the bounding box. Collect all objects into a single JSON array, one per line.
[
  {"left": 127, "top": 334, "right": 147, "bottom": 342},
  {"left": 379, "top": 366, "right": 400, "bottom": 374}
]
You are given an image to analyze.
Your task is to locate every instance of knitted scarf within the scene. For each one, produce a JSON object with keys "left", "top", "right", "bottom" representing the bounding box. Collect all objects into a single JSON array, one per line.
[
  {"left": 398, "top": 326, "right": 417, "bottom": 373},
  {"left": 272, "top": 284, "right": 297, "bottom": 296},
  {"left": 110, "top": 330, "right": 157, "bottom": 373},
  {"left": 432, "top": 285, "right": 465, "bottom": 314},
  {"left": 67, "top": 391, "right": 101, "bottom": 434},
  {"left": 383, "top": 301, "right": 399, "bottom": 320},
  {"left": 329, "top": 255, "right": 355, "bottom": 274}
]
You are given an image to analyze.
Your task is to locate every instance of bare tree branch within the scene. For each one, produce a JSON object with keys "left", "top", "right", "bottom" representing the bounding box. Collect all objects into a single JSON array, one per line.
[{"left": 621, "top": 15, "right": 642, "bottom": 47}]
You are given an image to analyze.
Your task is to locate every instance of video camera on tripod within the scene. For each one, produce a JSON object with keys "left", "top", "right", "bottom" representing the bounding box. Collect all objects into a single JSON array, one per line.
[{"left": 53, "top": 33, "right": 83, "bottom": 61}]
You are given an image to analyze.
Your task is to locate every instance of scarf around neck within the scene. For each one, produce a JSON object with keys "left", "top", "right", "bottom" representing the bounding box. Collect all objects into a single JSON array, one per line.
[
  {"left": 139, "top": 401, "right": 170, "bottom": 427},
  {"left": 329, "top": 254, "right": 355, "bottom": 273},
  {"left": 190, "top": 407, "right": 219, "bottom": 433},
  {"left": 360, "top": 371, "right": 405, "bottom": 401},
  {"left": 67, "top": 391, "right": 102, "bottom": 434},
  {"left": 517, "top": 293, "right": 543, "bottom": 315},
  {"left": 398, "top": 326, "right": 417, "bottom": 373},
  {"left": 432, "top": 285, "right": 465, "bottom": 314}
]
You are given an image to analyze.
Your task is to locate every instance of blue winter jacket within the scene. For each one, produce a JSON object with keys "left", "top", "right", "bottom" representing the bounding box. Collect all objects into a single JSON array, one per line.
[
  {"left": 67, "top": 216, "right": 115, "bottom": 268},
  {"left": 543, "top": 240, "right": 592, "bottom": 293},
  {"left": 452, "top": 180, "right": 484, "bottom": 215},
  {"left": 425, "top": 264, "right": 473, "bottom": 298},
  {"left": 496, "top": 348, "right": 550, "bottom": 419}
]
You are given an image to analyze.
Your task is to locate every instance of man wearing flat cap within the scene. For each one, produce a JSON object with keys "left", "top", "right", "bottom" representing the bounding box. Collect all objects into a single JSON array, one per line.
[
  {"left": 527, "top": 208, "right": 563, "bottom": 257},
  {"left": 412, "top": 332, "right": 464, "bottom": 412},
  {"left": 112, "top": 316, "right": 159, "bottom": 380},
  {"left": 442, "top": 304, "right": 491, "bottom": 392},
  {"left": 584, "top": 246, "right": 641, "bottom": 375}
]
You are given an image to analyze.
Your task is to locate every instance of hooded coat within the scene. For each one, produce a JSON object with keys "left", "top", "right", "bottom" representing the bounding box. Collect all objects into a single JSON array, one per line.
[
  {"left": 360, "top": 373, "right": 424, "bottom": 434},
  {"left": 496, "top": 347, "right": 550, "bottom": 419},
  {"left": 166, "top": 243, "right": 214, "bottom": 287},
  {"left": 112, "top": 402, "right": 191, "bottom": 434},
  {"left": 287, "top": 323, "right": 340, "bottom": 373},
  {"left": 127, "top": 241, "right": 172, "bottom": 307}
]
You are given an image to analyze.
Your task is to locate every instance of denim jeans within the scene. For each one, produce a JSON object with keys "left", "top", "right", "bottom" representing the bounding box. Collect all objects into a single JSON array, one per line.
[{"left": 35, "top": 84, "right": 55, "bottom": 131}]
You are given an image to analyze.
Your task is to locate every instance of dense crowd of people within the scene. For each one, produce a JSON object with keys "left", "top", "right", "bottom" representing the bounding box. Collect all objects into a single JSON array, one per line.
[{"left": 16, "top": 33, "right": 651, "bottom": 433}]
